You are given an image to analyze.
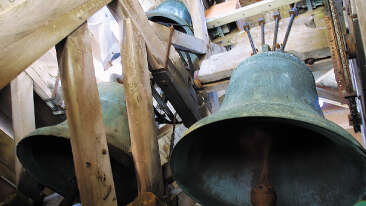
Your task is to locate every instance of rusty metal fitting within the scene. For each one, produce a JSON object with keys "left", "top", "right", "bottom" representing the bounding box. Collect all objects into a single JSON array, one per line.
[
  {"left": 273, "top": 11, "right": 281, "bottom": 19},
  {"left": 243, "top": 22, "right": 250, "bottom": 31},
  {"left": 258, "top": 17, "right": 265, "bottom": 25},
  {"left": 289, "top": 7, "right": 298, "bottom": 16}
]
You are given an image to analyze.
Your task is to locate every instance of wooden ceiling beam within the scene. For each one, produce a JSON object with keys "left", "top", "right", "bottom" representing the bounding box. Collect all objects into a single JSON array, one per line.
[
  {"left": 0, "top": 0, "right": 112, "bottom": 89},
  {"left": 206, "top": 0, "right": 302, "bottom": 29}
]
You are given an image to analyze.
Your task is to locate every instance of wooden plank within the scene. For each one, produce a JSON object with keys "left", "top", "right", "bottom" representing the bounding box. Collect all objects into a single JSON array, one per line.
[
  {"left": 151, "top": 23, "right": 208, "bottom": 55},
  {"left": 0, "top": 129, "right": 15, "bottom": 183},
  {"left": 10, "top": 72, "right": 35, "bottom": 184},
  {"left": 183, "top": 0, "right": 210, "bottom": 44},
  {"left": 355, "top": 0, "right": 366, "bottom": 60},
  {"left": 0, "top": 0, "right": 112, "bottom": 89},
  {"left": 122, "top": 18, "right": 164, "bottom": 197},
  {"left": 24, "top": 48, "right": 59, "bottom": 100},
  {"left": 56, "top": 23, "right": 117, "bottom": 206},
  {"left": 199, "top": 8, "right": 330, "bottom": 83},
  {"left": 138, "top": 0, "right": 164, "bottom": 11},
  {"left": 206, "top": 0, "right": 301, "bottom": 29}
]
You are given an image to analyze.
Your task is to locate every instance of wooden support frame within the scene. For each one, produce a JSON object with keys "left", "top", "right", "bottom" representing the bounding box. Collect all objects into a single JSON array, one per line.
[
  {"left": 151, "top": 23, "right": 208, "bottom": 55},
  {"left": 354, "top": 0, "right": 366, "bottom": 59},
  {"left": 206, "top": 0, "right": 302, "bottom": 29},
  {"left": 122, "top": 18, "right": 164, "bottom": 197},
  {"left": 108, "top": 0, "right": 204, "bottom": 127},
  {"left": 199, "top": 7, "right": 330, "bottom": 84},
  {"left": 56, "top": 23, "right": 117, "bottom": 206},
  {"left": 10, "top": 72, "right": 35, "bottom": 185},
  {"left": 0, "top": 0, "right": 112, "bottom": 89},
  {"left": 182, "top": 0, "right": 210, "bottom": 45}
]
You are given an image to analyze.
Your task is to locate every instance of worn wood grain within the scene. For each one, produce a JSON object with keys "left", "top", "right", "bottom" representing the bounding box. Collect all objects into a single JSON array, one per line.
[
  {"left": 56, "top": 23, "right": 117, "bottom": 206},
  {"left": 122, "top": 18, "right": 164, "bottom": 197},
  {"left": 183, "top": 0, "right": 210, "bottom": 44},
  {"left": 355, "top": 0, "right": 366, "bottom": 60},
  {"left": 206, "top": 0, "right": 302, "bottom": 29},
  {"left": 10, "top": 72, "right": 35, "bottom": 184},
  {"left": 151, "top": 23, "right": 208, "bottom": 55},
  {"left": 0, "top": 0, "right": 112, "bottom": 89}
]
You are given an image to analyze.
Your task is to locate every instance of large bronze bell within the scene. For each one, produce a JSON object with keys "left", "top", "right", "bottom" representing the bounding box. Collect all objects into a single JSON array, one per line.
[
  {"left": 16, "top": 82, "right": 137, "bottom": 205},
  {"left": 171, "top": 52, "right": 366, "bottom": 206}
]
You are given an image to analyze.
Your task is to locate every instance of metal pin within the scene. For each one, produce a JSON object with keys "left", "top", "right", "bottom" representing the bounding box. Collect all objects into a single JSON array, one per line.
[
  {"left": 258, "top": 18, "right": 265, "bottom": 46},
  {"left": 280, "top": 8, "right": 298, "bottom": 51},
  {"left": 273, "top": 11, "right": 281, "bottom": 51},
  {"left": 243, "top": 23, "right": 257, "bottom": 55}
]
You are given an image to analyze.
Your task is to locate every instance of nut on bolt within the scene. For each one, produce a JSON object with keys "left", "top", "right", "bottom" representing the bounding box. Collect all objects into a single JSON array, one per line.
[
  {"left": 258, "top": 17, "right": 265, "bottom": 25},
  {"left": 273, "top": 11, "right": 281, "bottom": 19},
  {"left": 289, "top": 7, "right": 298, "bottom": 16},
  {"left": 243, "top": 22, "right": 250, "bottom": 31}
]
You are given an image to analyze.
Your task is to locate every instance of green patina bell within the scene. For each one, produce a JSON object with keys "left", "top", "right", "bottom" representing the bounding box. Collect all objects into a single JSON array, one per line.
[
  {"left": 17, "top": 82, "right": 137, "bottom": 205},
  {"left": 171, "top": 52, "right": 366, "bottom": 206},
  {"left": 146, "top": 0, "right": 198, "bottom": 67},
  {"left": 146, "top": 0, "right": 193, "bottom": 34}
]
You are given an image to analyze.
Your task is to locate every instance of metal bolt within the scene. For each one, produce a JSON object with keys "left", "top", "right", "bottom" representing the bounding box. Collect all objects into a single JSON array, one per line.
[
  {"left": 273, "top": 11, "right": 281, "bottom": 51},
  {"left": 258, "top": 17, "right": 265, "bottom": 46},
  {"left": 243, "top": 23, "right": 257, "bottom": 55},
  {"left": 280, "top": 8, "right": 298, "bottom": 51}
]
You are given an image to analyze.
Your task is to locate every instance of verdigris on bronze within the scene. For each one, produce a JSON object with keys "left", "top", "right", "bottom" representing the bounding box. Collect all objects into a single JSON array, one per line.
[
  {"left": 171, "top": 52, "right": 366, "bottom": 206},
  {"left": 17, "top": 82, "right": 137, "bottom": 205}
]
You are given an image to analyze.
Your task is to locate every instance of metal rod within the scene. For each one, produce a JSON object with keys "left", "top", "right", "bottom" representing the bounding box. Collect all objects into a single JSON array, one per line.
[
  {"left": 243, "top": 23, "right": 257, "bottom": 55},
  {"left": 258, "top": 18, "right": 265, "bottom": 46},
  {"left": 272, "top": 11, "right": 281, "bottom": 51},
  {"left": 280, "top": 8, "right": 298, "bottom": 51}
]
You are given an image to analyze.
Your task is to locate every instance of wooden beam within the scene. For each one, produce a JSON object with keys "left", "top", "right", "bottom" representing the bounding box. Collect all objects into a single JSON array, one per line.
[
  {"left": 108, "top": 0, "right": 184, "bottom": 72},
  {"left": 138, "top": 0, "right": 164, "bottom": 11},
  {"left": 206, "top": 0, "right": 302, "bottom": 29},
  {"left": 183, "top": 0, "right": 210, "bottom": 44},
  {"left": 199, "top": 8, "right": 330, "bottom": 83},
  {"left": 10, "top": 72, "right": 35, "bottom": 184},
  {"left": 315, "top": 69, "right": 334, "bottom": 83},
  {"left": 355, "top": 0, "right": 366, "bottom": 60},
  {"left": 56, "top": 23, "right": 117, "bottom": 206},
  {"left": 0, "top": 128, "right": 15, "bottom": 183},
  {"left": 151, "top": 23, "right": 208, "bottom": 55},
  {"left": 316, "top": 87, "right": 348, "bottom": 108},
  {"left": 122, "top": 18, "right": 164, "bottom": 197},
  {"left": 24, "top": 49, "right": 59, "bottom": 101},
  {"left": 108, "top": 0, "right": 203, "bottom": 127},
  {"left": 0, "top": 0, "right": 112, "bottom": 89}
]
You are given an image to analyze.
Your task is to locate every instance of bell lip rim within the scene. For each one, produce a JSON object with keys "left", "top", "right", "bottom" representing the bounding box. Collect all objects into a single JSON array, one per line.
[
  {"left": 16, "top": 133, "right": 134, "bottom": 197},
  {"left": 172, "top": 114, "right": 364, "bottom": 160},
  {"left": 145, "top": 0, "right": 193, "bottom": 33},
  {"left": 170, "top": 114, "right": 366, "bottom": 206},
  {"left": 146, "top": 11, "right": 193, "bottom": 34}
]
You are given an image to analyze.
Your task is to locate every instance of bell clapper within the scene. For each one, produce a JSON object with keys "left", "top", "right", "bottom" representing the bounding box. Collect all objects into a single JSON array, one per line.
[{"left": 250, "top": 133, "right": 276, "bottom": 206}]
